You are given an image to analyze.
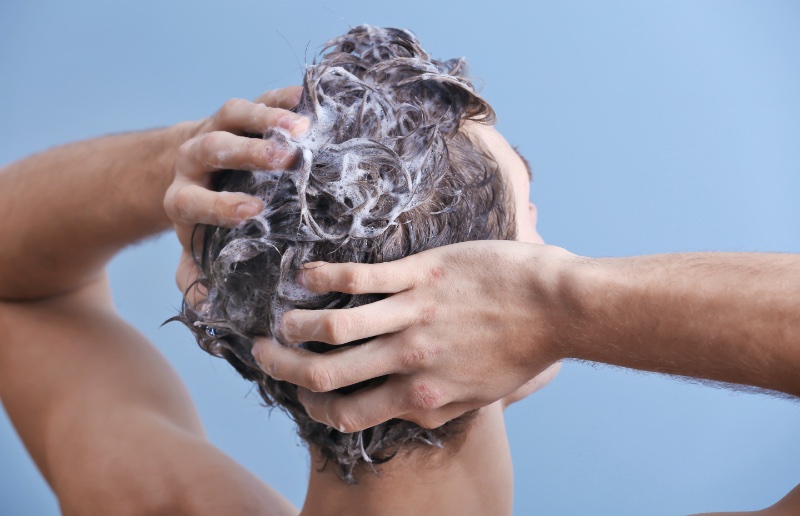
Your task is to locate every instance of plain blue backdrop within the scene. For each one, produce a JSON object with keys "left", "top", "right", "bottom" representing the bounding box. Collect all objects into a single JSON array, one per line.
[{"left": 1, "top": 1, "right": 799, "bottom": 514}]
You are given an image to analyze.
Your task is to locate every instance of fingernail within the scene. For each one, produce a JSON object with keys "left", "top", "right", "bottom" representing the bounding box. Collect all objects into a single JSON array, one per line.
[
  {"left": 251, "top": 341, "right": 264, "bottom": 366},
  {"left": 235, "top": 202, "right": 261, "bottom": 220},
  {"left": 296, "top": 270, "right": 306, "bottom": 287},
  {"left": 263, "top": 140, "right": 295, "bottom": 169},
  {"left": 280, "top": 116, "right": 310, "bottom": 137},
  {"left": 301, "top": 261, "right": 328, "bottom": 269}
]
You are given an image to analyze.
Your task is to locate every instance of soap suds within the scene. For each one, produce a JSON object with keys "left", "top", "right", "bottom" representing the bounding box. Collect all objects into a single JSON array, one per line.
[{"left": 176, "top": 25, "right": 512, "bottom": 484}]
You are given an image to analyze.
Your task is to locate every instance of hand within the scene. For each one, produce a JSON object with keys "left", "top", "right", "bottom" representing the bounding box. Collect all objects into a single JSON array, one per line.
[
  {"left": 164, "top": 87, "right": 309, "bottom": 303},
  {"left": 253, "top": 240, "right": 576, "bottom": 432}
]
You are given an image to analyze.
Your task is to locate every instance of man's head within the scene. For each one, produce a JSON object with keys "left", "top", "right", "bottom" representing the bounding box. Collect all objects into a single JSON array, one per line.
[{"left": 179, "top": 25, "right": 537, "bottom": 482}]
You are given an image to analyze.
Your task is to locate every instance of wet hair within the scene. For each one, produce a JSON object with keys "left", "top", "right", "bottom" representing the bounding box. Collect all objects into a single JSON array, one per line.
[{"left": 176, "top": 25, "right": 515, "bottom": 483}]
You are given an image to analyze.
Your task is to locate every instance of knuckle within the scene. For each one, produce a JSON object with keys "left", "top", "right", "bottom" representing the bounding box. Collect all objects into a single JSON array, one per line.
[
  {"left": 417, "top": 305, "right": 437, "bottom": 326},
  {"left": 260, "top": 359, "right": 280, "bottom": 379},
  {"left": 406, "top": 380, "right": 444, "bottom": 412},
  {"left": 323, "top": 313, "right": 351, "bottom": 345},
  {"left": 400, "top": 342, "right": 434, "bottom": 370},
  {"left": 210, "top": 192, "right": 236, "bottom": 224},
  {"left": 428, "top": 266, "right": 445, "bottom": 284},
  {"left": 199, "top": 131, "right": 222, "bottom": 158},
  {"left": 177, "top": 138, "right": 194, "bottom": 160},
  {"left": 242, "top": 138, "right": 264, "bottom": 164},
  {"left": 343, "top": 267, "right": 368, "bottom": 293},
  {"left": 199, "top": 131, "right": 218, "bottom": 150},
  {"left": 172, "top": 187, "right": 193, "bottom": 219},
  {"left": 254, "top": 102, "right": 274, "bottom": 117},
  {"left": 306, "top": 362, "right": 334, "bottom": 392},
  {"left": 221, "top": 97, "right": 246, "bottom": 114},
  {"left": 163, "top": 188, "right": 177, "bottom": 217}
]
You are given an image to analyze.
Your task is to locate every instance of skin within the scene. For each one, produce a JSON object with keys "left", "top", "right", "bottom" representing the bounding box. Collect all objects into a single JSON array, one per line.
[
  {"left": 296, "top": 122, "right": 560, "bottom": 515},
  {"left": 0, "top": 88, "right": 551, "bottom": 515},
  {"left": 0, "top": 88, "right": 306, "bottom": 515},
  {"left": 251, "top": 122, "right": 561, "bottom": 432},
  {"left": 1, "top": 85, "right": 795, "bottom": 513}
]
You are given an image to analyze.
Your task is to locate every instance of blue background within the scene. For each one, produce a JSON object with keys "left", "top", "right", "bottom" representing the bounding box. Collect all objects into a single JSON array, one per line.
[{"left": 1, "top": 1, "right": 799, "bottom": 514}]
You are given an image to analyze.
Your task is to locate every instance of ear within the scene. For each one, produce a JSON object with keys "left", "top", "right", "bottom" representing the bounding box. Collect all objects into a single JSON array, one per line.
[{"left": 527, "top": 202, "right": 544, "bottom": 244}]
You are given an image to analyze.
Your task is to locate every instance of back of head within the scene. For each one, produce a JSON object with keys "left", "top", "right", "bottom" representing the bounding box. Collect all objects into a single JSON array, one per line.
[{"left": 178, "top": 25, "right": 515, "bottom": 483}]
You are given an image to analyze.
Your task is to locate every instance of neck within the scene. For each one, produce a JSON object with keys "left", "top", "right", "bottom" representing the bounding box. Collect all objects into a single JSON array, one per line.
[{"left": 300, "top": 402, "right": 513, "bottom": 516}]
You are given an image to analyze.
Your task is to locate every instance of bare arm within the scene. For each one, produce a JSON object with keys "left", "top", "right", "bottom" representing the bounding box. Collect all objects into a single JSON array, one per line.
[
  {"left": 0, "top": 89, "right": 307, "bottom": 513},
  {"left": 0, "top": 126, "right": 188, "bottom": 300},
  {"left": 0, "top": 278, "right": 297, "bottom": 515},
  {"left": 0, "top": 89, "right": 305, "bottom": 301},
  {"left": 245, "top": 242, "right": 799, "bottom": 433},
  {"left": 566, "top": 252, "right": 800, "bottom": 396}
]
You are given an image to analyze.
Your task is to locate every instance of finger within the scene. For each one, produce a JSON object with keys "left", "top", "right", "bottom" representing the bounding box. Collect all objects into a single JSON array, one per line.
[
  {"left": 279, "top": 295, "right": 420, "bottom": 345},
  {"left": 175, "top": 249, "right": 199, "bottom": 294},
  {"left": 174, "top": 221, "right": 205, "bottom": 256},
  {"left": 401, "top": 401, "right": 478, "bottom": 430},
  {"left": 214, "top": 98, "right": 309, "bottom": 138},
  {"left": 167, "top": 185, "right": 262, "bottom": 240},
  {"left": 177, "top": 131, "right": 299, "bottom": 180},
  {"left": 253, "top": 335, "right": 403, "bottom": 392},
  {"left": 168, "top": 188, "right": 261, "bottom": 251},
  {"left": 175, "top": 249, "right": 208, "bottom": 306},
  {"left": 297, "top": 376, "right": 415, "bottom": 432},
  {"left": 298, "top": 260, "right": 420, "bottom": 295},
  {"left": 254, "top": 86, "right": 303, "bottom": 109}
]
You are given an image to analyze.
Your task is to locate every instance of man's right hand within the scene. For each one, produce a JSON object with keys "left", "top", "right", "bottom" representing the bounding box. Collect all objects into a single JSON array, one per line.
[
  {"left": 253, "top": 240, "right": 575, "bottom": 432},
  {"left": 251, "top": 247, "right": 800, "bottom": 433}
]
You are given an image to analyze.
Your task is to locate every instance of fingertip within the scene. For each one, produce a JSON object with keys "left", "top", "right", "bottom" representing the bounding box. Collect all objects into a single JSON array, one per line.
[
  {"left": 275, "top": 114, "right": 311, "bottom": 139},
  {"left": 297, "top": 261, "right": 329, "bottom": 292},
  {"left": 219, "top": 192, "right": 263, "bottom": 226},
  {"left": 251, "top": 336, "right": 268, "bottom": 355},
  {"left": 256, "top": 85, "right": 304, "bottom": 109},
  {"left": 235, "top": 202, "right": 261, "bottom": 220},
  {"left": 284, "top": 85, "right": 303, "bottom": 108},
  {"left": 290, "top": 116, "right": 311, "bottom": 138}
]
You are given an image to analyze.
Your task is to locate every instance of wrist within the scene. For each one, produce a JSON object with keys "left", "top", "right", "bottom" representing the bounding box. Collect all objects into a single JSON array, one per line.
[
  {"left": 141, "top": 120, "right": 203, "bottom": 228},
  {"left": 541, "top": 248, "right": 609, "bottom": 363},
  {"left": 519, "top": 243, "right": 587, "bottom": 364},
  {"left": 160, "top": 119, "right": 203, "bottom": 184},
  {"left": 557, "top": 255, "right": 625, "bottom": 363}
]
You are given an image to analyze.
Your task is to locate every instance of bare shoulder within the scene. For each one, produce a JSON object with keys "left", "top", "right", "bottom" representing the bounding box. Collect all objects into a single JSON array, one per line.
[
  {"left": 0, "top": 276, "right": 298, "bottom": 515},
  {"left": 692, "top": 484, "right": 800, "bottom": 516}
]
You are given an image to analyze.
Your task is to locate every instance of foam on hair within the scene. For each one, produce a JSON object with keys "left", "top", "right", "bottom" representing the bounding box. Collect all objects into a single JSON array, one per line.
[{"left": 176, "top": 25, "right": 515, "bottom": 483}]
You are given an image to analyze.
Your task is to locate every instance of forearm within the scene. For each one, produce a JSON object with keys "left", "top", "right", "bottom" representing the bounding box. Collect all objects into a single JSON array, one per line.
[
  {"left": 562, "top": 252, "right": 800, "bottom": 396},
  {"left": 0, "top": 122, "right": 196, "bottom": 300}
]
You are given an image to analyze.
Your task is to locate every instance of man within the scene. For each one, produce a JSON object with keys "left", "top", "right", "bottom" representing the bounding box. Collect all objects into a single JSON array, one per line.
[
  {"left": 0, "top": 26, "right": 557, "bottom": 515},
  {"left": 2, "top": 23, "right": 795, "bottom": 515}
]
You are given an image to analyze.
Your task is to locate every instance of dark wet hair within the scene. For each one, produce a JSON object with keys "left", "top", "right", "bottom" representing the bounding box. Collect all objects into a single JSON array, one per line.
[{"left": 175, "top": 25, "right": 515, "bottom": 483}]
